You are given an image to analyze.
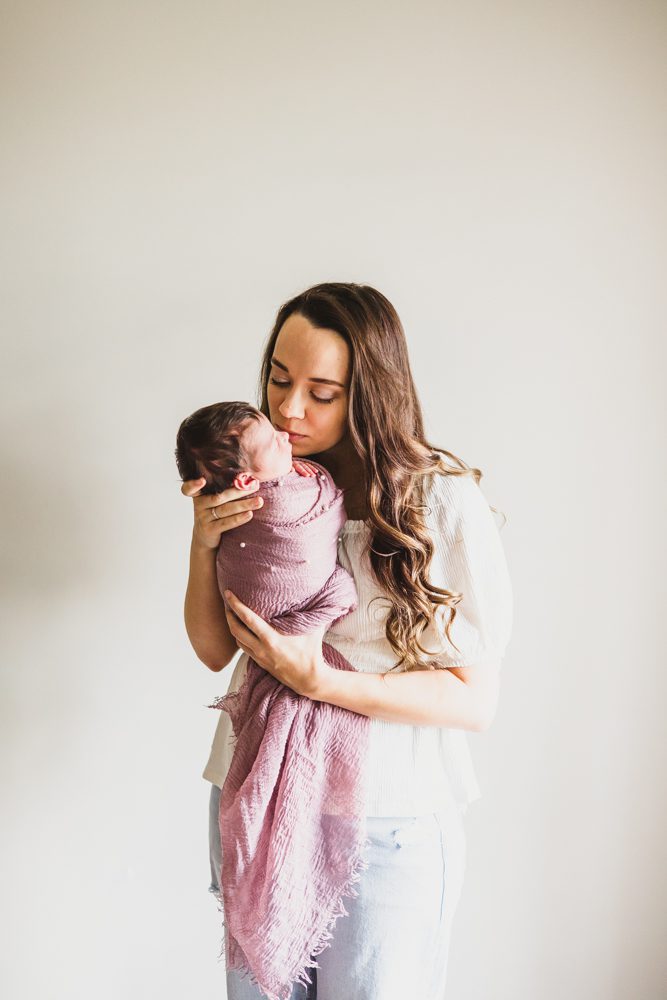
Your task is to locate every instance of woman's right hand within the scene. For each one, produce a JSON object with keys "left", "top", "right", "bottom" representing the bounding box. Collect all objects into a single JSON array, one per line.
[{"left": 181, "top": 477, "right": 264, "bottom": 551}]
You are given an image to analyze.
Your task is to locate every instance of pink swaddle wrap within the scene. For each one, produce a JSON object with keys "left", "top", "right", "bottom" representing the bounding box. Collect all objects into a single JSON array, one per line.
[{"left": 207, "top": 460, "right": 371, "bottom": 1000}]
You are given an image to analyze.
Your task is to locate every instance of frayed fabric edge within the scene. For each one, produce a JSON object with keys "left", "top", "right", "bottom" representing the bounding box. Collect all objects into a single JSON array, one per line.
[{"left": 221, "top": 835, "right": 373, "bottom": 1000}]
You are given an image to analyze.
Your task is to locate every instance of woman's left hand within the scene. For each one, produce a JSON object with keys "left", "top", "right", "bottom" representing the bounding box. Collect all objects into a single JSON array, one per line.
[{"left": 223, "top": 590, "right": 330, "bottom": 699}]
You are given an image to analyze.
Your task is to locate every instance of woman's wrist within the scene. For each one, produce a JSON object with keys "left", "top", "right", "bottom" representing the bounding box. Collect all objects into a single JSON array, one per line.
[
  {"left": 190, "top": 529, "right": 218, "bottom": 557},
  {"left": 309, "top": 653, "right": 335, "bottom": 702},
  {"left": 185, "top": 532, "right": 237, "bottom": 670}
]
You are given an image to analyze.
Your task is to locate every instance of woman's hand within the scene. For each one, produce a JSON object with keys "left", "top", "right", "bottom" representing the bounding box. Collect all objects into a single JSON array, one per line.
[
  {"left": 223, "top": 589, "right": 330, "bottom": 699},
  {"left": 181, "top": 477, "right": 265, "bottom": 551}
]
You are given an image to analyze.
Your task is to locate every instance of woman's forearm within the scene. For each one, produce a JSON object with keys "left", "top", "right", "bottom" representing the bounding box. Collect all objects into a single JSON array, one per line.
[
  {"left": 313, "top": 661, "right": 487, "bottom": 731},
  {"left": 184, "top": 533, "right": 238, "bottom": 671}
]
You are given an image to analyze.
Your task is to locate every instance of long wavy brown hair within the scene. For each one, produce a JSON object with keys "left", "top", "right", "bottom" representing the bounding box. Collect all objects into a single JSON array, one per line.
[{"left": 257, "top": 282, "right": 502, "bottom": 673}]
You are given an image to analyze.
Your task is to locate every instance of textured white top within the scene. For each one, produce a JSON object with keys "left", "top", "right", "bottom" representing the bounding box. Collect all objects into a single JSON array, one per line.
[{"left": 202, "top": 470, "right": 513, "bottom": 816}]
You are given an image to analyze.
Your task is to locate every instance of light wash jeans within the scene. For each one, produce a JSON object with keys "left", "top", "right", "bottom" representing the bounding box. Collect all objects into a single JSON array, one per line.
[{"left": 208, "top": 782, "right": 467, "bottom": 1000}]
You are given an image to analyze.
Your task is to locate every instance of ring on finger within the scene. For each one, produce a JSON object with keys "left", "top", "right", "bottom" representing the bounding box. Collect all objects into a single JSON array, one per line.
[{"left": 211, "top": 506, "right": 219, "bottom": 520}]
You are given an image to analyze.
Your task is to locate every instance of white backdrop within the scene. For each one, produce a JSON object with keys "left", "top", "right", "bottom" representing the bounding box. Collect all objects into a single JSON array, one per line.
[{"left": 1, "top": 2, "right": 665, "bottom": 998}]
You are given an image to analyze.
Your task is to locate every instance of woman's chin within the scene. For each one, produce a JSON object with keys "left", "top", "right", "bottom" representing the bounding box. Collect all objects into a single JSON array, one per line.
[{"left": 289, "top": 441, "right": 311, "bottom": 457}]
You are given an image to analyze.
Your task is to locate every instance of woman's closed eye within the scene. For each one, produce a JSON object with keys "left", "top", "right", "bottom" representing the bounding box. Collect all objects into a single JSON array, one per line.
[{"left": 269, "top": 377, "right": 337, "bottom": 404}]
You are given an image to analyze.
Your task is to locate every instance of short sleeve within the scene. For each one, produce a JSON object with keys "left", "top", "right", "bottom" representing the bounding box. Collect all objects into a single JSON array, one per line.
[{"left": 419, "top": 473, "right": 514, "bottom": 669}]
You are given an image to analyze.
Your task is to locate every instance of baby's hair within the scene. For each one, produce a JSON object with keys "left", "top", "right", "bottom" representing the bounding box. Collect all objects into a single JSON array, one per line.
[{"left": 175, "top": 400, "right": 263, "bottom": 495}]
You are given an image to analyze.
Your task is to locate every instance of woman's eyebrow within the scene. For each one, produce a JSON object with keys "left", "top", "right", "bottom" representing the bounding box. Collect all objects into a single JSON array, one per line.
[{"left": 270, "top": 356, "right": 346, "bottom": 389}]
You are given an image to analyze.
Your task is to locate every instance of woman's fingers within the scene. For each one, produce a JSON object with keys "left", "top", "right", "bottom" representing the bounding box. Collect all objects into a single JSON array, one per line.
[
  {"left": 181, "top": 477, "right": 259, "bottom": 509},
  {"left": 224, "top": 606, "right": 261, "bottom": 657},
  {"left": 224, "top": 591, "right": 273, "bottom": 643},
  {"left": 198, "top": 486, "right": 261, "bottom": 516},
  {"left": 180, "top": 476, "right": 205, "bottom": 497},
  {"left": 182, "top": 476, "right": 266, "bottom": 550},
  {"left": 206, "top": 498, "right": 262, "bottom": 537},
  {"left": 216, "top": 493, "right": 264, "bottom": 519}
]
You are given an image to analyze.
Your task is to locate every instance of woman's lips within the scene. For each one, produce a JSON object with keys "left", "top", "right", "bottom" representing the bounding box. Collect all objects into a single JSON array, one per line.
[{"left": 276, "top": 425, "right": 307, "bottom": 441}]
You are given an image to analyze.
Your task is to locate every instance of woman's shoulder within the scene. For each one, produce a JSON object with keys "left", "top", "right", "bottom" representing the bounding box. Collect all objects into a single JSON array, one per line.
[{"left": 422, "top": 468, "right": 493, "bottom": 544}]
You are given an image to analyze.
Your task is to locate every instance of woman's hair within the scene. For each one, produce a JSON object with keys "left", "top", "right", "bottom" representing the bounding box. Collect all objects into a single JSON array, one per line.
[
  {"left": 257, "top": 281, "right": 500, "bottom": 673},
  {"left": 175, "top": 401, "right": 263, "bottom": 495}
]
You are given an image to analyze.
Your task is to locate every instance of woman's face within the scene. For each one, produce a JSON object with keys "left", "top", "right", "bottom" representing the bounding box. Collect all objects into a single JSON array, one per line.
[{"left": 266, "top": 312, "right": 351, "bottom": 458}]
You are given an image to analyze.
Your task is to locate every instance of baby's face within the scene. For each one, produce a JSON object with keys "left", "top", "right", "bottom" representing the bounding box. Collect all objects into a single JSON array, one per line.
[{"left": 240, "top": 414, "right": 293, "bottom": 482}]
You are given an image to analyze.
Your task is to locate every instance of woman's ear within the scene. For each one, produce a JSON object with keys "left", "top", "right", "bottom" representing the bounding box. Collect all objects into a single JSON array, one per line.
[{"left": 233, "top": 472, "right": 259, "bottom": 491}]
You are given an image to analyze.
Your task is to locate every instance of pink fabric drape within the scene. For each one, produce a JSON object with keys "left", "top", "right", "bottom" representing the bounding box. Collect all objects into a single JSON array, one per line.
[{"left": 207, "top": 464, "right": 371, "bottom": 1000}]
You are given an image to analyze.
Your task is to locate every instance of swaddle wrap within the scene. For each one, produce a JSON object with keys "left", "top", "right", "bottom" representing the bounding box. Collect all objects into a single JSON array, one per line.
[{"left": 207, "top": 461, "right": 371, "bottom": 1000}]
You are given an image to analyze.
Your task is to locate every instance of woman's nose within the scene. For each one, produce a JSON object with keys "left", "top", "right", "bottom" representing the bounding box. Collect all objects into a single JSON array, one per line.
[{"left": 279, "top": 391, "right": 305, "bottom": 420}]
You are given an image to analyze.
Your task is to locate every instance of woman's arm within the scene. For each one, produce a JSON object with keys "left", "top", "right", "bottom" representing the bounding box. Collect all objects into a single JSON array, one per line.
[
  {"left": 185, "top": 533, "right": 238, "bottom": 671},
  {"left": 312, "top": 657, "right": 501, "bottom": 731},
  {"left": 181, "top": 465, "right": 318, "bottom": 671},
  {"left": 220, "top": 589, "right": 501, "bottom": 729},
  {"left": 181, "top": 475, "right": 264, "bottom": 672}
]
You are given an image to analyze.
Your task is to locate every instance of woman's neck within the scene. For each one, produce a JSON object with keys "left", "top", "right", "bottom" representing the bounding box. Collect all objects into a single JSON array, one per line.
[
  {"left": 339, "top": 481, "right": 368, "bottom": 521},
  {"left": 309, "top": 436, "right": 435, "bottom": 521},
  {"left": 309, "top": 436, "right": 369, "bottom": 520}
]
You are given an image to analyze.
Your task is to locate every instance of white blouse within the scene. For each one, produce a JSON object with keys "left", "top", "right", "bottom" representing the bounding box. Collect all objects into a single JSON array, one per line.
[{"left": 202, "top": 470, "right": 514, "bottom": 817}]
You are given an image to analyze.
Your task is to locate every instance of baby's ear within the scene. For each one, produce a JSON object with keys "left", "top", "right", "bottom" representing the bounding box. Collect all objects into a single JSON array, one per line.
[{"left": 233, "top": 472, "right": 258, "bottom": 491}]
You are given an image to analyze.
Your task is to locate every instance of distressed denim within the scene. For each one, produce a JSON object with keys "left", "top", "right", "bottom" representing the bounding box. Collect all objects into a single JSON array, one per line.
[{"left": 208, "top": 782, "right": 466, "bottom": 1000}]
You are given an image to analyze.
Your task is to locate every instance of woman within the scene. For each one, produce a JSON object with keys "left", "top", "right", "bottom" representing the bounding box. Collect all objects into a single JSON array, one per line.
[{"left": 182, "top": 282, "right": 513, "bottom": 1000}]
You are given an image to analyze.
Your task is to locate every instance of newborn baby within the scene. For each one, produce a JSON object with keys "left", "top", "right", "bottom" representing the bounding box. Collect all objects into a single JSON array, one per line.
[
  {"left": 175, "top": 398, "right": 320, "bottom": 496},
  {"left": 175, "top": 400, "right": 371, "bottom": 1000},
  {"left": 176, "top": 398, "right": 360, "bottom": 626}
]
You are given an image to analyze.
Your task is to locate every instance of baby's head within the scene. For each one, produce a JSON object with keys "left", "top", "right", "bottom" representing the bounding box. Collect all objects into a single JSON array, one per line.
[{"left": 175, "top": 401, "right": 293, "bottom": 495}]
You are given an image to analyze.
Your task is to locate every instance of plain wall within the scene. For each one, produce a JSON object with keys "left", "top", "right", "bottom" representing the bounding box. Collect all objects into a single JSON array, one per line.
[{"left": 1, "top": 2, "right": 665, "bottom": 998}]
